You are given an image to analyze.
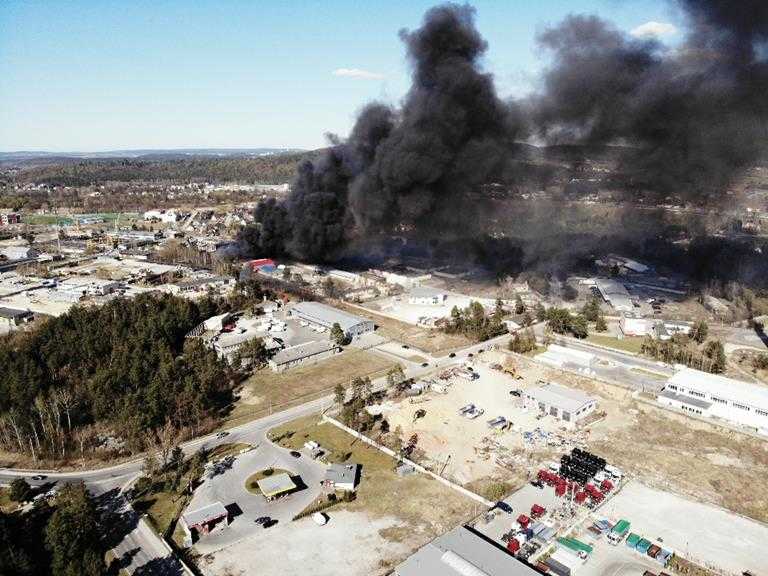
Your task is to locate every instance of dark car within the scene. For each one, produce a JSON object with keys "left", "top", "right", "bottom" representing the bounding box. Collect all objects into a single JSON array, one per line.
[
  {"left": 509, "top": 390, "right": 522, "bottom": 397},
  {"left": 31, "top": 475, "right": 47, "bottom": 481},
  {"left": 530, "top": 480, "right": 544, "bottom": 489},
  {"left": 290, "top": 451, "right": 301, "bottom": 458},
  {"left": 449, "top": 352, "right": 456, "bottom": 358},
  {"left": 216, "top": 431, "right": 229, "bottom": 439},
  {"left": 255, "top": 516, "right": 271, "bottom": 525},
  {"left": 421, "top": 362, "right": 429, "bottom": 367},
  {"left": 468, "top": 353, "right": 474, "bottom": 358},
  {"left": 402, "top": 344, "right": 410, "bottom": 349},
  {"left": 494, "top": 501, "right": 513, "bottom": 514}
]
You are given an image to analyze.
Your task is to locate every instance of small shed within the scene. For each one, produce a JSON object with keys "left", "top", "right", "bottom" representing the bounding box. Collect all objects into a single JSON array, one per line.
[{"left": 180, "top": 501, "right": 229, "bottom": 543}]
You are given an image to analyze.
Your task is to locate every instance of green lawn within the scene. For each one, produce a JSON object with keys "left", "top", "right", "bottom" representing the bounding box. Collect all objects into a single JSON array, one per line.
[{"left": 586, "top": 334, "right": 645, "bottom": 354}]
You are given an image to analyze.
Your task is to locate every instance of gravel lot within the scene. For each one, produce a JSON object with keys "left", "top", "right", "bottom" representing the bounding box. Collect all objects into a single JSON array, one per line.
[
  {"left": 198, "top": 510, "right": 410, "bottom": 576},
  {"left": 600, "top": 480, "right": 768, "bottom": 575}
]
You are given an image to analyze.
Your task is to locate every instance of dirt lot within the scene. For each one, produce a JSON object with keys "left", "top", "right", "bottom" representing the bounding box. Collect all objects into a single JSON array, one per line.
[
  {"left": 335, "top": 301, "right": 471, "bottom": 354},
  {"left": 225, "top": 349, "right": 396, "bottom": 425},
  {"left": 260, "top": 415, "right": 478, "bottom": 574},
  {"left": 384, "top": 350, "right": 768, "bottom": 525}
]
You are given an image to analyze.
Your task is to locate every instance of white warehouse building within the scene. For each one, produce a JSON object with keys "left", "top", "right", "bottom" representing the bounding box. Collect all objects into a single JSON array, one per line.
[
  {"left": 659, "top": 368, "right": 768, "bottom": 434},
  {"left": 290, "top": 301, "right": 374, "bottom": 338},
  {"left": 408, "top": 286, "right": 447, "bottom": 306},
  {"left": 524, "top": 382, "right": 598, "bottom": 429}
]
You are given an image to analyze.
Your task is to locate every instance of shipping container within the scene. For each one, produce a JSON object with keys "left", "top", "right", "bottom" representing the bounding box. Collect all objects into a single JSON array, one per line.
[
  {"left": 626, "top": 533, "right": 641, "bottom": 548},
  {"left": 557, "top": 537, "right": 594, "bottom": 555},
  {"left": 647, "top": 544, "right": 661, "bottom": 558},
  {"left": 637, "top": 539, "right": 653, "bottom": 554},
  {"left": 546, "top": 556, "right": 572, "bottom": 576}
]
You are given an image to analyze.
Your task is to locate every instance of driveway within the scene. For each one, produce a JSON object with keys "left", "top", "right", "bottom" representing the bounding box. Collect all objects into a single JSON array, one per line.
[{"left": 186, "top": 440, "right": 326, "bottom": 554}]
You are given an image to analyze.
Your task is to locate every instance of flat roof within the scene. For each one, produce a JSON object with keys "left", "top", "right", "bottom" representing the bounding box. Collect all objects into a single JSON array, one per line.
[
  {"left": 395, "top": 525, "right": 542, "bottom": 576},
  {"left": 291, "top": 301, "right": 370, "bottom": 332},
  {"left": 257, "top": 472, "right": 297, "bottom": 498},
  {"left": 270, "top": 339, "right": 338, "bottom": 366},
  {"left": 666, "top": 368, "right": 768, "bottom": 411},
  {"left": 526, "top": 382, "right": 596, "bottom": 413},
  {"left": 324, "top": 463, "right": 359, "bottom": 486},
  {"left": 410, "top": 286, "right": 446, "bottom": 298},
  {"left": 658, "top": 389, "right": 712, "bottom": 410},
  {"left": 0, "top": 306, "right": 31, "bottom": 319},
  {"left": 181, "top": 501, "right": 228, "bottom": 528}
]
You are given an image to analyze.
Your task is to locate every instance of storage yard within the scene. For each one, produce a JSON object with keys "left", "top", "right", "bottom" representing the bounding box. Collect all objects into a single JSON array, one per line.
[{"left": 382, "top": 350, "right": 768, "bottom": 531}]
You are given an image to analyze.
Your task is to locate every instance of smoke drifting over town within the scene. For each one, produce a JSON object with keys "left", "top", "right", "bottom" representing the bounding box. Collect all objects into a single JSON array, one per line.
[
  {"left": 242, "top": 0, "right": 768, "bottom": 267},
  {"left": 533, "top": 0, "right": 768, "bottom": 198}
]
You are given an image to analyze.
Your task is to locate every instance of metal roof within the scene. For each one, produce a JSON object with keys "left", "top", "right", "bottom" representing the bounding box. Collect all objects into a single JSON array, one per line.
[
  {"left": 666, "top": 367, "right": 768, "bottom": 411},
  {"left": 324, "top": 463, "right": 359, "bottom": 486},
  {"left": 181, "top": 501, "right": 228, "bottom": 528},
  {"left": 395, "top": 525, "right": 542, "bottom": 576},
  {"left": 658, "top": 389, "right": 712, "bottom": 410},
  {"left": 270, "top": 340, "right": 338, "bottom": 366},
  {"left": 526, "top": 382, "right": 596, "bottom": 413},
  {"left": 291, "top": 301, "right": 371, "bottom": 332},
  {"left": 0, "top": 307, "right": 31, "bottom": 319},
  {"left": 256, "top": 473, "right": 297, "bottom": 498},
  {"left": 409, "top": 286, "right": 446, "bottom": 298}
]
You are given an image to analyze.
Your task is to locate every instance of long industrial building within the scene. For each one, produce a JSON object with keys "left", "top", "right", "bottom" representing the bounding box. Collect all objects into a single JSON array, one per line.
[
  {"left": 659, "top": 367, "right": 768, "bottom": 434},
  {"left": 289, "top": 301, "right": 374, "bottom": 338}
]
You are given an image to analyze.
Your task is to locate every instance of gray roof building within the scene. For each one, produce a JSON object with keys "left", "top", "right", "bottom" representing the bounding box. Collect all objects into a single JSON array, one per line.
[
  {"left": 290, "top": 301, "right": 374, "bottom": 337},
  {"left": 395, "top": 525, "right": 542, "bottom": 576},
  {"left": 525, "top": 382, "right": 595, "bottom": 414},
  {"left": 323, "top": 463, "right": 359, "bottom": 491},
  {"left": 268, "top": 340, "right": 340, "bottom": 372},
  {"left": 181, "top": 501, "right": 228, "bottom": 530}
]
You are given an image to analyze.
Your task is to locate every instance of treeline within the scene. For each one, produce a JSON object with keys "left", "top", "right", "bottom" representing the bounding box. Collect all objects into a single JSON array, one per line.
[
  {"left": 641, "top": 334, "right": 727, "bottom": 374},
  {"left": 0, "top": 293, "right": 234, "bottom": 460},
  {"left": 12, "top": 153, "right": 311, "bottom": 186},
  {"left": 443, "top": 300, "right": 508, "bottom": 342},
  {"left": 1, "top": 482, "right": 104, "bottom": 576}
]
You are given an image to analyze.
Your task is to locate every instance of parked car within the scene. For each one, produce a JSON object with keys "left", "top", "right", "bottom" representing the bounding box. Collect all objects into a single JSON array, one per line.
[
  {"left": 255, "top": 516, "right": 271, "bottom": 525},
  {"left": 402, "top": 344, "right": 410, "bottom": 349},
  {"left": 31, "top": 475, "right": 47, "bottom": 481},
  {"left": 509, "top": 389, "right": 522, "bottom": 397},
  {"left": 290, "top": 451, "right": 301, "bottom": 458},
  {"left": 449, "top": 352, "right": 456, "bottom": 358},
  {"left": 494, "top": 501, "right": 513, "bottom": 514},
  {"left": 421, "top": 362, "right": 429, "bottom": 367},
  {"left": 216, "top": 431, "right": 229, "bottom": 439}
]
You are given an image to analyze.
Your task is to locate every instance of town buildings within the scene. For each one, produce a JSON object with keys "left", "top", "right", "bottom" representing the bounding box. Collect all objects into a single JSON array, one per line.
[{"left": 289, "top": 301, "right": 374, "bottom": 338}]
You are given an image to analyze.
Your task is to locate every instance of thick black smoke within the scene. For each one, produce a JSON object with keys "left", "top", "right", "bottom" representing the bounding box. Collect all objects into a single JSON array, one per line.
[
  {"left": 240, "top": 0, "right": 768, "bottom": 280},
  {"left": 240, "top": 3, "right": 523, "bottom": 261},
  {"left": 532, "top": 0, "right": 768, "bottom": 200}
]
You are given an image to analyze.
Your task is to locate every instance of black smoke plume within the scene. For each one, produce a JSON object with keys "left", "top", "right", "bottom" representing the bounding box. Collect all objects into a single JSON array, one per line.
[
  {"left": 240, "top": 3, "right": 524, "bottom": 261},
  {"left": 532, "top": 0, "right": 768, "bottom": 200}
]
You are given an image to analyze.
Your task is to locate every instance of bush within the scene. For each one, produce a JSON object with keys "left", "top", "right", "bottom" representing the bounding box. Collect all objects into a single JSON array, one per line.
[
  {"left": 9, "top": 478, "right": 31, "bottom": 502},
  {"left": 484, "top": 481, "right": 512, "bottom": 502}
]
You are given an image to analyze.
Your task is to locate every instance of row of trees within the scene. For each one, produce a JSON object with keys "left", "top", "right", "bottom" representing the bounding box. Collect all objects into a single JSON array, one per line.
[
  {"left": 444, "top": 300, "right": 507, "bottom": 342},
  {"left": 1, "top": 483, "right": 104, "bottom": 576},
  {"left": 641, "top": 334, "right": 727, "bottom": 373},
  {"left": 0, "top": 293, "right": 234, "bottom": 460}
]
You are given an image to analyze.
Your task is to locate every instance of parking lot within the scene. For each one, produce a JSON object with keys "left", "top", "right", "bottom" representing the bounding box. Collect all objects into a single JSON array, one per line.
[
  {"left": 597, "top": 480, "right": 768, "bottom": 575},
  {"left": 361, "top": 291, "right": 478, "bottom": 326},
  {"left": 185, "top": 441, "right": 326, "bottom": 554}
]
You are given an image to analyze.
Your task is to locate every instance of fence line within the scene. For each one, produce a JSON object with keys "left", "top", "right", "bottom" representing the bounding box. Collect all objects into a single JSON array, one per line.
[{"left": 321, "top": 414, "right": 494, "bottom": 508}]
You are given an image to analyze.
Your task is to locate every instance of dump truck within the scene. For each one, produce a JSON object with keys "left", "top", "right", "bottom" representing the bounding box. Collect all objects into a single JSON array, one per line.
[{"left": 608, "top": 519, "right": 631, "bottom": 545}]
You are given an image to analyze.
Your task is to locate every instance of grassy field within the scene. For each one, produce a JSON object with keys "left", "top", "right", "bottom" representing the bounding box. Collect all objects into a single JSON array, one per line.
[
  {"left": 335, "top": 302, "right": 472, "bottom": 354},
  {"left": 268, "top": 415, "right": 478, "bottom": 544},
  {"left": 586, "top": 334, "right": 645, "bottom": 354},
  {"left": 225, "top": 349, "right": 396, "bottom": 425}
]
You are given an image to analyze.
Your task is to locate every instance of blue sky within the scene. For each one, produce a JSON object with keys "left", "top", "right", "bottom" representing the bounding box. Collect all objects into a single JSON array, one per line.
[{"left": 0, "top": 0, "right": 682, "bottom": 151}]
